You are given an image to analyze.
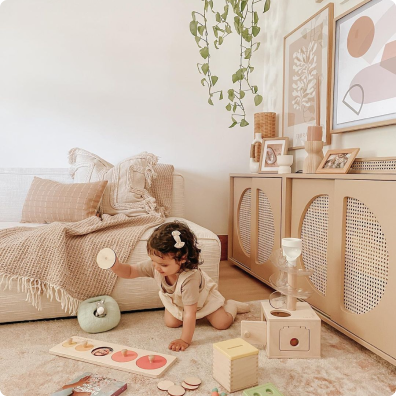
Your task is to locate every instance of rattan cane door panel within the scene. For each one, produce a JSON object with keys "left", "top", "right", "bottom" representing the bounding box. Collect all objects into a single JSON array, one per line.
[
  {"left": 291, "top": 179, "right": 336, "bottom": 316},
  {"left": 251, "top": 178, "right": 282, "bottom": 283},
  {"left": 332, "top": 180, "right": 396, "bottom": 361},
  {"left": 232, "top": 178, "right": 252, "bottom": 269}
]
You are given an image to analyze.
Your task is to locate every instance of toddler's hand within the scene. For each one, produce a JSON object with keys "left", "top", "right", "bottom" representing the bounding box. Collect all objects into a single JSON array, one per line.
[{"left": 168, "top": 339, "right": 189, "bottom": 352}]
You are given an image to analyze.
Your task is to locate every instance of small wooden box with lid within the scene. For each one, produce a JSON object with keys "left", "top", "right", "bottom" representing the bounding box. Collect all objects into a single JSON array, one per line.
[{"left": 213, "top": 338, "right": 259, "bottom": 393}]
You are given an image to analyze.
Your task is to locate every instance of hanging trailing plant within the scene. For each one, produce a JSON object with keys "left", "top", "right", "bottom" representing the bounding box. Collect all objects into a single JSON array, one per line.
[{"left": 190, "top": 0, "right": 271, "bottom": 128}]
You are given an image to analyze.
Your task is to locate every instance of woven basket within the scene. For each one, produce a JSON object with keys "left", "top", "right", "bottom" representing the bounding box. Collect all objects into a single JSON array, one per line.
[{"left": 254, "top": 112, "right": 276, "bottom": 138}]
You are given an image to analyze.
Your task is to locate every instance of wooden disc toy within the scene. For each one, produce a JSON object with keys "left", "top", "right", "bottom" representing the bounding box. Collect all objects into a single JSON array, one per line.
[
  {"left": 96, "top": 248, "right": 117, "bottom": 269},
  {"left": 111, "top": 350, "right": 138, "bottom": 363},
  {"left": 157, "top": 380, "right": 175, "bottom": 391},
  {"left": 136, "top": 355, "right": 167, "bottom": 370},
  {"left": 75, "top": 341, "right": 94, "bottom": 351},
  {"left": 62, "top": 338, "right": 77, "bottom": 348},
  {"left": 167, "top": 385, "right": 185, "bottom": 396},
  {"left": 184, "top": 376, "right": 202, "bottom": 386},
  {"left": 181, "top": 382, "right": 199, "bottom": 390}
]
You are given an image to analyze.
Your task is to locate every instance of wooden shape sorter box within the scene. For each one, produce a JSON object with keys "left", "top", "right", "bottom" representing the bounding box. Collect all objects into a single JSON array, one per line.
[{"left": 50, "top": 336, "right": 177, "bottom": 378}]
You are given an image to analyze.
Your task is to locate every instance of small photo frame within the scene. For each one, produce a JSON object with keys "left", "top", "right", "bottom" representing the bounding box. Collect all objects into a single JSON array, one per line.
[
  {"left": 259, "top": 138, "right": 289, "bottom": 173},
  {"left": 316, "top": 148, "right": 360, "bottom": 174}
]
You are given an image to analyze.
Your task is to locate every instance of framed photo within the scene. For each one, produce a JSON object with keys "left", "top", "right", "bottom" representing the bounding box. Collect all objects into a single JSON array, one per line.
[
  {"left": 332, "top": 0, "right": 396, "bottom": 133},
  {"left": 259, "top": 138, "right": 289, "bottom": 173},
  {"left": 282, "top": 3, "right": 334, "bottom": 149},
  {"left": 316, "top": 148, "right": 360, "bottom": 174}
]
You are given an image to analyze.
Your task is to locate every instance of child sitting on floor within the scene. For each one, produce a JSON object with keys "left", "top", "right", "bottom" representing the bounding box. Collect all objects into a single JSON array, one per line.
[{"left": 110, "top": 221, "right": 250, "bottom": 352}]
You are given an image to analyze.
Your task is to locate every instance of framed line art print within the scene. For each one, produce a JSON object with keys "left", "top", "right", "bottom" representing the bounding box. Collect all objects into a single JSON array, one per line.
[
  {"left": 259, "top": 137, "right": 289, "bottom": 173},
  {"left": 282, "top": 3, "right": 334, "bottom": 150},
  {"left": 332, "top": 0, "right": 396, "bottom": 133},
  {"left": 316, "top": 148, "right": 360, "bottom": 174}
]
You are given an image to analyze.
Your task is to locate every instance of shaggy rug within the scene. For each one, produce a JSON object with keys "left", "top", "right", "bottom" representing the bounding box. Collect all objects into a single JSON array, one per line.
[{"left": 0, "top": 301, "right": 395, "bottom": 396}]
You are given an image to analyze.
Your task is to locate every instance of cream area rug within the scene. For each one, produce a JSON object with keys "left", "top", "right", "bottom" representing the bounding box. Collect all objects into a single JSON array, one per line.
[{"left": 0, "top": 301, "right": 395, "bottom": 396}]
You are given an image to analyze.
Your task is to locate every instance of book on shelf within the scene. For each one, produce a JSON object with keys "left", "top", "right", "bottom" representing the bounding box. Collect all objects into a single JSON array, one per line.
[{"left": 51, "top": 372, "right": 127, "bottom": 396}]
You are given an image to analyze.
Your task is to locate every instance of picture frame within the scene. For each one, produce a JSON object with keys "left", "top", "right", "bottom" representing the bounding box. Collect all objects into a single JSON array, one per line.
[
  {"left": 259, "top": 137, "right": 289, "bottom": 173},
  {"left": 316, "top": 148, "right": 360, "bottom": 174},
  {"left": 331, "top": 0, "right": 396, "bottom": 134},
  {"left": 282, "top": 3, "right": 334, "bottom": 150}
]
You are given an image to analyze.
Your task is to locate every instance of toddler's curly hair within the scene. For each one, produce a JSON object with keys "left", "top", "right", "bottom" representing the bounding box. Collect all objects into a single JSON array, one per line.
[{"left": 147, "top": 221, "right": 202, "bottom": 270}]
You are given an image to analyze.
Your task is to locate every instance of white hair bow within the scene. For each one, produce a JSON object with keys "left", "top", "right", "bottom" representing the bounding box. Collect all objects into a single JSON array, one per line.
[{"left": 172, "top": 230, "right": 185, "bottom": 249}]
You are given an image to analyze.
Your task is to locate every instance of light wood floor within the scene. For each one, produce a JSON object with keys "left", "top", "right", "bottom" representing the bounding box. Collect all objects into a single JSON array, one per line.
[{"left": 218, "top": 260, "right": 273, "bottom": 302}]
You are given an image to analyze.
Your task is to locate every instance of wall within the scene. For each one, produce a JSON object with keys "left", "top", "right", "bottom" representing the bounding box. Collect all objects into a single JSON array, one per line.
[
  {"left": 261, "top": 0, "right": 396, "bottom": 171},
  {"left": 0, "top": 0, "right": 266, "bottom": 234},
  {"left": 1, "top": 0, "right": 392, "bottom": 234}
]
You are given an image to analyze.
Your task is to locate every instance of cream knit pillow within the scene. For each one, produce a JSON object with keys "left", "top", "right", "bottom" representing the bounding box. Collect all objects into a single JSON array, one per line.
[
  {"left": 21, "top": 177, "right": 108, "bottom": 223},
  {"left": 69, "top": 149, "right": 160, "bottom": 216}
]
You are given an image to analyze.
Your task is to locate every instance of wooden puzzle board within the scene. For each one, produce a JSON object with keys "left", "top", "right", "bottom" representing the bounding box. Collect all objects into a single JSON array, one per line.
[{"left": 49, "top": 336, "right": 177, "bottom": 378}]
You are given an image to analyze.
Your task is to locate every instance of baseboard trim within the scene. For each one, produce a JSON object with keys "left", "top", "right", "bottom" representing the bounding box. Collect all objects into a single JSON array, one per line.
[{"left": 218, "top": 235, "right": 228, "bottom": 261}]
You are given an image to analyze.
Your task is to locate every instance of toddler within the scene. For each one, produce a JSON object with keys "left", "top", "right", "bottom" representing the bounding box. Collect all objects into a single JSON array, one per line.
[{"left": 110, "top": 221, "right": 250, "bottom": 352}]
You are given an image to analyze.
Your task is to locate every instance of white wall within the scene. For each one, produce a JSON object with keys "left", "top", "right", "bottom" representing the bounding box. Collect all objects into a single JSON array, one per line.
[
  {"left": 0, "top": 0, "right": 266, "bottom": 234},
  {"left": 261, "top": 0, "right": 396, "bottom": 171},
  {"left": 1, "top": 0, "right": 392, "bottom": 235}
]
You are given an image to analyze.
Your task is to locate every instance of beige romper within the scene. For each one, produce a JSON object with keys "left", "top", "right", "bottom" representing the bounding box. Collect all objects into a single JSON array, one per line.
[{"left": 136, "top": 259, "right": 225, "bottom": 321}]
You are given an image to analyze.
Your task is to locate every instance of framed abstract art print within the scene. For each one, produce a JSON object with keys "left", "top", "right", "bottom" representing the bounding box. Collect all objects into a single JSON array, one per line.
[
  {"left": 332, "top": 0, "right": 396, "bottom": 133},
  {"left": 282, "top": 4, "right": 334, "bottom": 149}
]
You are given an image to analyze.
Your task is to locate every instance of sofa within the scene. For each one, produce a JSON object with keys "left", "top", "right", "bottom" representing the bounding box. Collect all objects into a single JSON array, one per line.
[{"left": 0, "top": 168, "right": 221, "bottom": 324}]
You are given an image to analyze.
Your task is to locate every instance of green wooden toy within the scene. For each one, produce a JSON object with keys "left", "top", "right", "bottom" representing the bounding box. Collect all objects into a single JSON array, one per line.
[{"left": 243, "top": 383, "right": 282, "bottom": 396}]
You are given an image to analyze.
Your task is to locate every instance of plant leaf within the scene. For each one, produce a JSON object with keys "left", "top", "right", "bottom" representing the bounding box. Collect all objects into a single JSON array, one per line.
[
  {"left": 201, "top": 78, "right": 206, "bottom": 86},
  {"left": 240, "top": 90, "right": 245, "bottom": 99},
  {"left": 232, "top": 73, "right": 238, "bottom": 83},
  {"left": 225, "top": 25, "right": 232, "bottom": 34},
  {"left": 249, "top": 66, "right": 254, "bottom": 72},
  {"left": 226, "top": 103, "right": 232, "bottom": 111},
  {"left": 208, "top": 97, "right": 214, "bottom": 105},
  {"left": 202, "top": 63, "right": 209, "bottom": 75},
  {"left": 195, "top": 36, "right": 202, "bottom": 47},
  {"left": 190, "top": 21, "right": 198, "bottom": 36},
  {"left": 228, "top": 89, "right": 235, "bottom": 101},
  {"left": 244, "top": 48, "right": 252, "bottom": 59},
  {"left": 192, "top": 11, "right": 196, "bottom": 21},
  {"left": 241, "top": 0, "right": 247, "bottom": 12},
  {"left": 240, "top": 119, "right": 249, "bottom": 127},
  {"left": 216, "top": 12, "right": 221, "bottom": 22},
  {"left": 219, "top": 91, "right": 224, "bottom": 100},
  {"left": 254, "top": 11, "right": 259, "bottom": 24},
  {"left": 252, "top": 26, "right": 260, "bottom": 37},
  {"left": 233, "top": 103, "right": 237, "bottom": 112},
  {"left": 252, "top": 85, "right": 258, "bottom": 93},
  {"left": 213, "top": 26, "right": 219, "bottom": 38},
  {"left": 211, "top": 76, "right": 219, "bottom": 86},
  {"left": 200, "top": 47, "right": 209, "bottom": 59},
  {"left": 198, "top": 25, "right": 205, "bottom": 35},
  {"left": 264, "top": 0, "right": 271, "bottom": 13},
  {"left": 229, "top": 121, "right": 238, "bottom": 128},
  {"left": 254, "top": 42, "right": 261, "bottom": 51},
  {"left": 219, "top": 36, "right": 224, "bottom": 45},
  {"left": 254, "top": 94, "right": 263, "bottom": 106}
]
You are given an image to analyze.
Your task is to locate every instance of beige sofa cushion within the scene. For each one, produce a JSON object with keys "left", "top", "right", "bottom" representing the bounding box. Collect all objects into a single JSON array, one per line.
[
  {"left": 68, "top": 148, "right": 174, "bottom": 216},
  {"left": 21, "top": 177, "right": 108, "bottom": 223}
]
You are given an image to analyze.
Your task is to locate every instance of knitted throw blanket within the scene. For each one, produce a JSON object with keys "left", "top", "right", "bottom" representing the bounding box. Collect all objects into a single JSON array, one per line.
[{"left": 0, "top": 213, "right": 164, "bottom": 314}]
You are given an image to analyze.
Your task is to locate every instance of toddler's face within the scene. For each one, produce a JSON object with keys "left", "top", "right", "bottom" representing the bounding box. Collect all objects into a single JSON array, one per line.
[{"left": 149, "top": 254, "right": 184, "bottom": 277}]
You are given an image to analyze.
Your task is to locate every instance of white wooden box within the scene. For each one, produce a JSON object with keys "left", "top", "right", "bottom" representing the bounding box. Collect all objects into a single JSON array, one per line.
[{"left": 213, "top": 338, "right": 259, "bottom": 393}]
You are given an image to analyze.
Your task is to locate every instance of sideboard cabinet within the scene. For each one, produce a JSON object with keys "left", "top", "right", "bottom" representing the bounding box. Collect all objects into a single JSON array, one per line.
[{"left": 229, "top": 173, "right": 396, "bottom": 365}]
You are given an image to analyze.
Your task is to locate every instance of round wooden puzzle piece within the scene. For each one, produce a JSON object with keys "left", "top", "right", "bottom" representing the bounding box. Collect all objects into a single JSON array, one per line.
[
  {"left": 62, "top": 338, "right": 78, "bottom": 348},
  {"left": 184, "top": 376, "right": 202, "bottom": 386},
  {"left": 136, "top": 355, "right": 167, "bottom": 370},
  {"left": 181, "top": 382, "right": 199, "bottom": 390},
  {"left": 96, "top": 248, "right": 116, "bottom": 269},
  {"left": 157, "top": 380, "right": 175, "bottom": 391},
  {"left": 167, "top": 385, "right": 185, "bottom": 396},
  {"left": 75, "top": 342, "right": 95, "bottom": 351},
  {"left": 111, "top": 350, "right": 138, "bottom": 362}
]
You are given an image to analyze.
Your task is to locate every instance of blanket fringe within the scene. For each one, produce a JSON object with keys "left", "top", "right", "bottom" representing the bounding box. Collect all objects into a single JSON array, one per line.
[{"left": 0, "top": 273, "right": 81, "bottom": 315}]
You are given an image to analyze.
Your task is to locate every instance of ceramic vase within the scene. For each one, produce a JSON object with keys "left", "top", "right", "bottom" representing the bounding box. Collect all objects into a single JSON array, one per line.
[{"left": 277, "top": 154, "right": 293, "bottom": 174}]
